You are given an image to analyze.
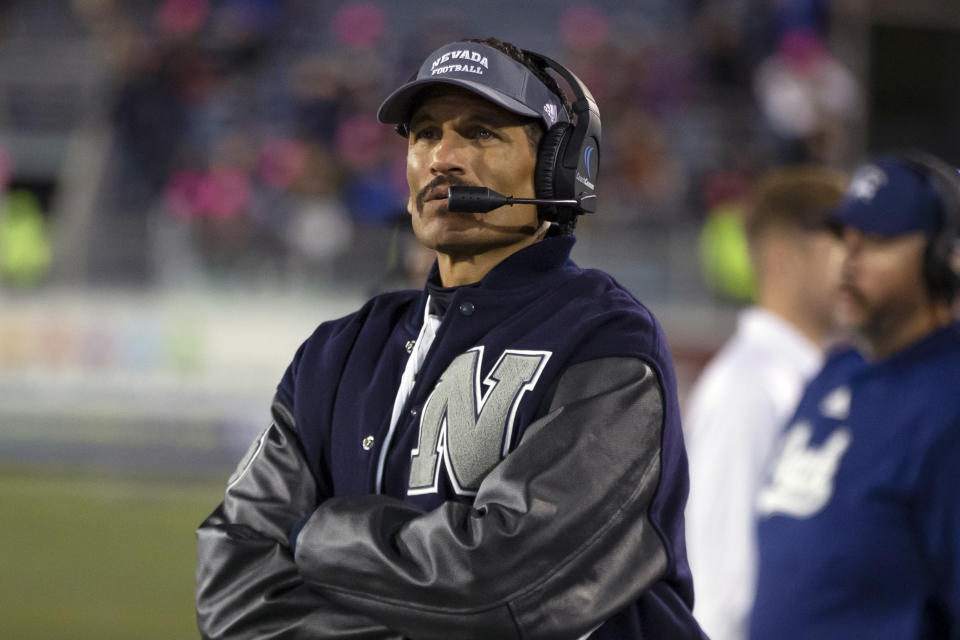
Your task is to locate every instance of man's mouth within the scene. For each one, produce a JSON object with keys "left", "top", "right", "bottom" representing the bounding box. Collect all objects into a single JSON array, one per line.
[
  {"left": 423, "top": 185, "right": 449, "bottom": 204},
  {"left": 416, "top": 177, "right": 474, "bottom": 213}
]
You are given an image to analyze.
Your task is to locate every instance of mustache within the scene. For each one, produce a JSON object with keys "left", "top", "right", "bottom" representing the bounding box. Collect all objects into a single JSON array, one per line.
[{"left": 414, "top": 175, "right": 475, "bottom": 213}]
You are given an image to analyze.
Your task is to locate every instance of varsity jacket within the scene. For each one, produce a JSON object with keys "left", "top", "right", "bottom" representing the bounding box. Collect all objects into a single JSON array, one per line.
[
  {"left": 751, "top": 323, "right": 960, "bottom": 639},
  {"left": 196, "top": 233, "right": 704, "bottom": 639}
]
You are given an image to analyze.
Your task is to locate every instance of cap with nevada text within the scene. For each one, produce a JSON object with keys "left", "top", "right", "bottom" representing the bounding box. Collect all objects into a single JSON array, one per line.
[
  {"left": 833, "top": 157, "right": 950, "bottom": 237},
  {"left": 377, "top": 41, "right": 569, "bottom": 132}
]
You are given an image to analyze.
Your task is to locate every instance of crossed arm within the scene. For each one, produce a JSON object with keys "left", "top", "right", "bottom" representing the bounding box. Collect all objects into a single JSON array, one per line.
[
  {"left": 195, "top": 400, "right": 402, "bottom": 639},
  {"left": 196, "top": 357, "right": 673, "bottom": 639}
]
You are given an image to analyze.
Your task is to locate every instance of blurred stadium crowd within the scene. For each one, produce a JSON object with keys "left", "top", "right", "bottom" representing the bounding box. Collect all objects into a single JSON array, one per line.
[{"left": 0, "top": 0, "right": 862, "bottom": 298}]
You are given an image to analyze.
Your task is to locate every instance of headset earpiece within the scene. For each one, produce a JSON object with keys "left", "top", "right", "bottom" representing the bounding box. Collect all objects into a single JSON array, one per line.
[
  {"left": 523, "top": 50, "right": 601, "bottom": 225},
  {"left": 535, "top": 122, "right": 572, "bottom": 224},
  {"left": 894, "top": 151, "right": 960, "bottom": 301},
  {"left": 924, "top": 182, "right": 960, "bottom": 301}
]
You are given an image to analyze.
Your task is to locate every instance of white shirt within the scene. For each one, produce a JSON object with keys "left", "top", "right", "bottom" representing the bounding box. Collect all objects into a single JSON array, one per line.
[
  {"left": 683, "top": 307, "right": 823, "bottom": 640},
  {"left": 377, "top": 297, "right": 441, "bottom": 494}
]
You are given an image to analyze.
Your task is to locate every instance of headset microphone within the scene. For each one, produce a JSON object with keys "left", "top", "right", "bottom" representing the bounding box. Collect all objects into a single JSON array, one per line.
[{"left": 447, "top": 185, "right": 595, "bottom": 213}]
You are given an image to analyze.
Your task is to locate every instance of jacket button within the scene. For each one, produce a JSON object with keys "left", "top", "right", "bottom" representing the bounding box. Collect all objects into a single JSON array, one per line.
[
  {"left": 410, "top": 407, "right": 419, "bottom": 417},
  {"left": 458, "top": 301, "right": 475, "bottom": 316},
  {"left": 361, "top": 435, "right": 375, "bottom": 450}
]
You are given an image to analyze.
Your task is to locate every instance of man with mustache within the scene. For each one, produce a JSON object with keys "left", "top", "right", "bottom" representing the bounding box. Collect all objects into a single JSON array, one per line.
[
  {"left": 196, "top": 38, "right": 703, "bottom": 639},
  {"left": 751, "top": 153, "right": 960, "bottom": 639}
]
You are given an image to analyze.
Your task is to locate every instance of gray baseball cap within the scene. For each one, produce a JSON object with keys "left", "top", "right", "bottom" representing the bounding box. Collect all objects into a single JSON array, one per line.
[{"left": 377, "top": 41, "right": 569, "bottom": 132}]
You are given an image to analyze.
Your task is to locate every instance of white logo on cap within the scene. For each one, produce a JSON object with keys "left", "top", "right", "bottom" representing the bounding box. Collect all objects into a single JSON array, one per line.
[
  {"left": 849, "top": 165, "right": 887, "bottom": 202},
  {"left": 430, "top": 49, "right": 489, "bottom": 76},
  {"left": 543, "top": 103, "right": 558, "bottom": 127}
]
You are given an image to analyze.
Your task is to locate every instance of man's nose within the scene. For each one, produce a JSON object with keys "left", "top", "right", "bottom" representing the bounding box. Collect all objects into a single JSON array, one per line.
[
  {"left": 839, "top": 229, "right": 862, "bottom": 276},
  {"left": 841, "top": 228, "right": 862, "bottom": 256},
  {"left": 430, "top": 132, "right": 467, "bottom": 175}
]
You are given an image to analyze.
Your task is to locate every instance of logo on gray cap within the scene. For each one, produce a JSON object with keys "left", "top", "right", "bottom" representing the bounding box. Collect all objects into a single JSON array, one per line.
[{"left": 430, "top": 49, "right": 489, "bottom": 76}]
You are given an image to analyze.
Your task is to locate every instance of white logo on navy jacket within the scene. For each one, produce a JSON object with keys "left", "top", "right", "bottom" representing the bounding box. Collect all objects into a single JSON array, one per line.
[{"left": 757, "top": 421, "right": 852, "bottom": 519}]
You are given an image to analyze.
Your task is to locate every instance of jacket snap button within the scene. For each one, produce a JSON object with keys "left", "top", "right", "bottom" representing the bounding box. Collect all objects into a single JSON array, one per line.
[
  {"left": 361, "top": 435, "right": 375, "bottom": 450},
  {"left": 458, "top": 302, "right": 475, "bottom": 316}
]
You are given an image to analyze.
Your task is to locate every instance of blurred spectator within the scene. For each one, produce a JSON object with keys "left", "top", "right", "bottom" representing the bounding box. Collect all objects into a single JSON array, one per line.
[
  {"left": 0, "top": 146, "right": 51, "bottom": 287},
  {"left": 331, "top": 1, "right": 385, "bottom": 50},
  {"left": 606, "top": 108, "right": 689, "bottom": 226},
  {"left": 697, "top": 156, "right": 759, "bottom": 301},
  {"left": 753, "top": 28, "right": 861, "bottom": 164},
  {"left": 751, "top": 153, "right": 960, "bottom": 640},
  {"left": 698, "top": 205, "right": 755, "bottom": 302},
  {"left": 280, "top": 142, "right": 354, "bottom": 274},
  {"left": 288, "top": 53, "right": 344, "bottom": 143},
  {"left": 771, "top": 0, "right": 831, "bottom": 43},
  {"left": 684, "top": 165, "right": 848, "bottom": 640},
  {"left": 0, "top": 190, "right": 52, "bottom": 287}
]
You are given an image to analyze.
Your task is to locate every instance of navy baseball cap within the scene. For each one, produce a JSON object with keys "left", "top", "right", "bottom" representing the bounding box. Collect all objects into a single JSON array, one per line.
[
  {"left": 377, "top": 41, "right": 569, "bottom": 132},
  {"left": 834, "top": 157, "right": 945, "bottom": 237}
]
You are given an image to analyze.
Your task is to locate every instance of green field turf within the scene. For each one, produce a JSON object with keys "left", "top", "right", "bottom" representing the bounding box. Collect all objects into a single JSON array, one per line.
[{"left": 0, "top": 467, "right": 227, "bottom": 639}]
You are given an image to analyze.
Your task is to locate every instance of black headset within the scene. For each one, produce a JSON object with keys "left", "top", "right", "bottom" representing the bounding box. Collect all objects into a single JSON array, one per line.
[
  {"left": 522, "top": 50, "right": 602, "bottom": 227},
  {"left": 891, "top": 150, "right": 960, "bottom": 302}
]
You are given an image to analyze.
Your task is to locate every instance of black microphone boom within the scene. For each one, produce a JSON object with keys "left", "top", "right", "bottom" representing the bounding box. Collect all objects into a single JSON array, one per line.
[{"left": 447, "top": 186, "right": 583, "bottom": 213}]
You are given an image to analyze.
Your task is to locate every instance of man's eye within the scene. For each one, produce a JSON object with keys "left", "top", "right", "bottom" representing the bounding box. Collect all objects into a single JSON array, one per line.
[
  {"left": 471, "top": 127, "right": 496, "bottom": 140},
  {"left": 412, "top": 128, "right": 438, "bottom": 141}
]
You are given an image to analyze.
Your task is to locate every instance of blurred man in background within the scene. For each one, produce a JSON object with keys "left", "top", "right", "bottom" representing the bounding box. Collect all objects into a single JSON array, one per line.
[
  {"left": 684, "top": 165, "right": 848, "bottom": 640},
  {"left": 751, "top": 153, "right": 960, "bottom": 639},
  {"left": 196, "top": 37, "right": 704, "bottom": 639}
]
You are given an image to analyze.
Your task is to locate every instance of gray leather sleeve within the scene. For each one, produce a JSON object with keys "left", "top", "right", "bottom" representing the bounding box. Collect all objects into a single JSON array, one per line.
[
  {"left": 195, "top": 400, "right": 403, "bottom": 639},
  {"left": 293, "top": 357, "right": 669, "bottom": 639}
]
